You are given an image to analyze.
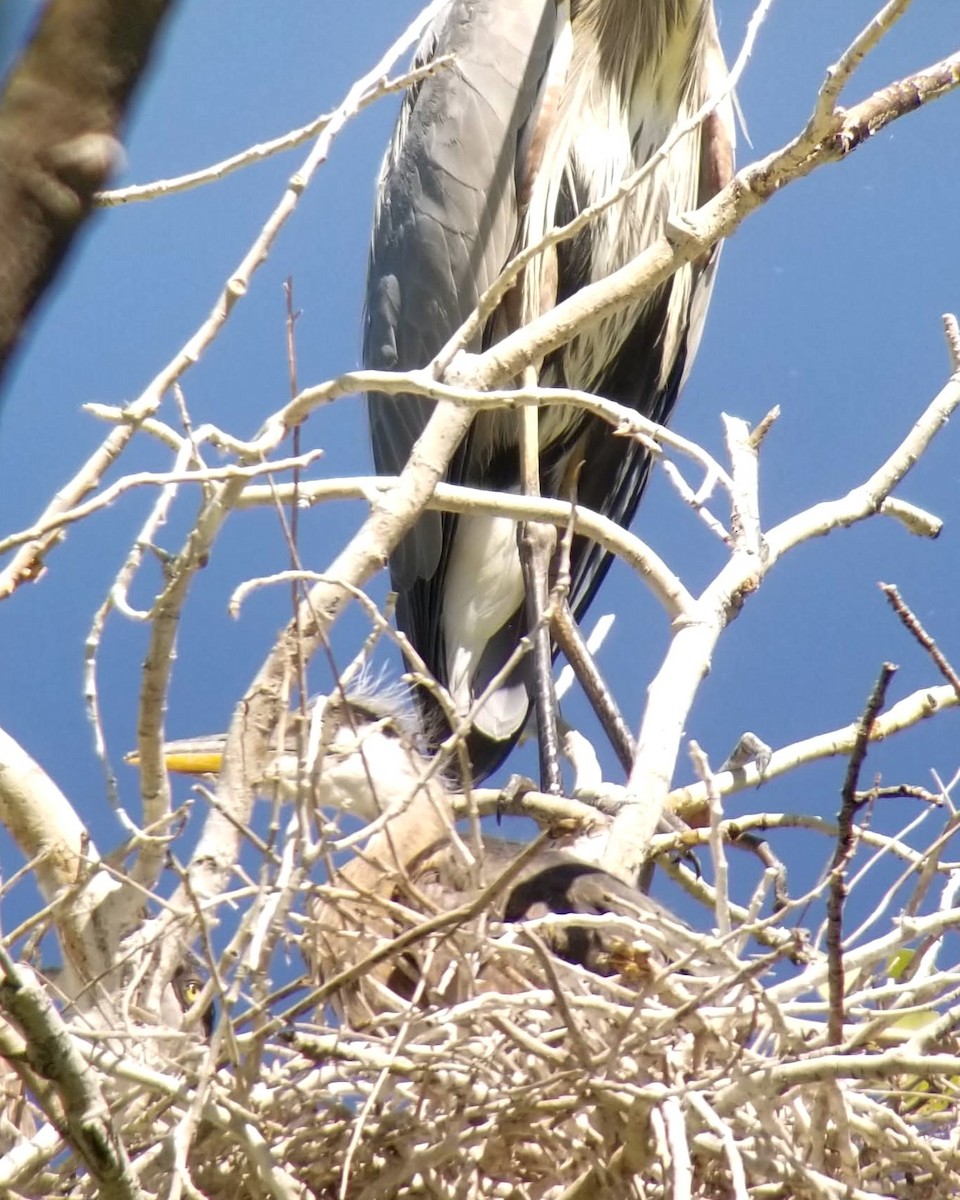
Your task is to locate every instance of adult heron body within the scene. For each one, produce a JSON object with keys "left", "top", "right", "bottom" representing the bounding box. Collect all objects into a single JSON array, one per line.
[{"left": 366, "top": 0, "right": 734, "bottom": 782}]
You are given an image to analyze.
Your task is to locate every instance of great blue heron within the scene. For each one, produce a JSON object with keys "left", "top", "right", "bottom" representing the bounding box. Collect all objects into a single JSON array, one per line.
[
  {"left": 365, "top": 0, "right": 734, "bottom": 785},
  {"left": 154, "top": 692, "right": 724, "bottom": 1021}
]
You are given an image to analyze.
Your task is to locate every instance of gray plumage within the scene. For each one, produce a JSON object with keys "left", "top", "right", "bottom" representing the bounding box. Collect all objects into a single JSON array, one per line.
[{"left": 366, "top": 0, "right": 734, "bottom": 782}]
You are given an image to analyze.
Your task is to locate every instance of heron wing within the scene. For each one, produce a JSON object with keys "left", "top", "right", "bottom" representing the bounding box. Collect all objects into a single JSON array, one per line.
[
  {"left": 367, "top": 4, "right": 735, "bottom": 780},
  {"left": 366, "top": 0, "right": 558, "bottom": 674},
  {"left": 561, "top": 16, "right": 736, "bottom": 622},
  {"left": 405, "top": 837, "right": 711, "bottom": 977}
]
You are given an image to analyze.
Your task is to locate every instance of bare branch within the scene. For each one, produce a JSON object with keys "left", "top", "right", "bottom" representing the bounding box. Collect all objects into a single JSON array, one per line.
[
  {"left": 601, "top": 332, "right": 960, "bottom": 883},
  {"left": 0, "top": 955, "right": 142, "bottom": 1200},
  {"left": 0, "top": 727, "right": 122, "bottom": 987},
  {"left": 880, "top": 582, "right": 960, "bottom": 704},
  {"left": 827, "top": 664, "right": 896, "bottom": 1045},
  {"left": 96, "top": 55, "right": 454, "bottom": 207},
  {"left": 670, "top": 682, "right": 959, "bottom": 821},
  {"left": 0, "top": 0, "right": 176, "bottom": 386}
]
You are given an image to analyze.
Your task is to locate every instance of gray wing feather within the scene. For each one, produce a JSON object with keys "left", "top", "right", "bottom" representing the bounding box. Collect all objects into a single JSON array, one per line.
[
  {"left": 681, "top": 11, "right": 736, "bottom": 392},
  {"left": 366, "top": 0, "right": 557, "bottom": 588},
  {"left": 560, "top": 11, "right": 735, "bottom": 622}
]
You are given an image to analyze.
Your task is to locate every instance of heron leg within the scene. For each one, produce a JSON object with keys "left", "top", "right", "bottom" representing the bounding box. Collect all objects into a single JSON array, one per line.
[
  {"left": 552, "top": 602, "right": 636, "bottom": 774},
  {"left": 518, "top": 399, "right": 563, "bottom": 795}
]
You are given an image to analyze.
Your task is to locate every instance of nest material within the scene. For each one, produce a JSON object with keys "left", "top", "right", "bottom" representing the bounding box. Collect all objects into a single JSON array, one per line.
[
  {"left": 4, "top": 890, "right": 959, "bottom": 1200},
  {"left": 187, "top": 923, "right": 960, "bottom": 1199}
]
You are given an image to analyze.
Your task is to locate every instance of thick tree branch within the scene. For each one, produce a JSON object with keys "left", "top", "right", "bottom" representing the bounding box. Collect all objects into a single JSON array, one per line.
[
  {"left": 0, "top": 726, "right": 121, "bottom": 989},
  {"left": 599, "top": 320, "right": 960, "bottom": 885},
  {"left": 0, "top": 954, "right": 142, "bottom": 1200},
  {"left": 0, "top": 0, "right": 176, "bottom": 386}
]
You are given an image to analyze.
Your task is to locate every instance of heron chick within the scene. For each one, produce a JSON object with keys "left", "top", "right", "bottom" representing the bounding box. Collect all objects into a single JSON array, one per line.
[
  {"left": 152, "top": 693, "right": 726, "bottom": 1020},
  {"left": 366, "top": 0, "right": 734, "bottom": 783}
]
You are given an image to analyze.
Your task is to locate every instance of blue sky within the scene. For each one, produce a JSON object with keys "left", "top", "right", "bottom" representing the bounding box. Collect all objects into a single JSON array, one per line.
[{"left": 0, "top": 1, "right": 958, "bottom": 938}]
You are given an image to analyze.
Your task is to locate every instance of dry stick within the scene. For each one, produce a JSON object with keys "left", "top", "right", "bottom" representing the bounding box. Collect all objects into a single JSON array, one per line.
[
  {"left": 227, "top": 279, "right": 315, "bottom": 1029},
  {"left": 244, "top": 374, "right": 728, "bottom": 493},
  {"left": 690, "top": 742, "right": 731, "bottom": 937},
  {"left": 808, "top": 0, "right": 915, "bottom": 130},
  {"left": 652, "top": 811, "right": 941, "bottom": 875},
  {"left": 826, "top": 664, "right": 897, "bottom": 1046},
  {"left": 96, "top": 55, "right": 453, "bottom": 207},
  {"left": 194, "top": 296, "right": 323, "bottom": 1074},
  {"left": 518, "top": 931, "right": 594, "bottom": 1071},
  {"left": 607, "top": 327, "right": 960, "bottom": 885},
  {"left": 0, "top": 727, "right": 124, "bottom": 992},
  {"left": 715, "top": 1048, "right": 960, "bottom": 1113},
  {"left": 669, "top": 680, "right": 960, "bottom": 820},
  {"left": 243, "top": 476, "right": 694, "bottom": 618},
  {"left": 767, "top": 317, "right": 959, "bottom": 561},
  {"left": 946, "top": 312, "right": 960, "bottom": 365},
  {"left": 601, "top": 414, "right": 765, "bottom": 886},
  {"left": 660, "top": 458, "right": 731, "bottom": 544},
  {"left": 0, "top": 952, "right": 144, "bottom": 1200},
  {"left": 283, "top": 278, "right": 307, "bottom": 724},
  {"left": 91, "top": 433, "right": 223, "bottom": 901},
  {"left": 879, "top": 582, "right": 960, "bottom": 704},
  {"left": 0, "top": 453, "right": 323, "bottom": 560}
]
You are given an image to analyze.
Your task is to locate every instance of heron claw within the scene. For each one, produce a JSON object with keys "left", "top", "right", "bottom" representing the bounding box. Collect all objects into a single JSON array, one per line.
[
  {"left": 719, "top": 731, "right": 773, "bottom": 780},
  {"left": 497, "top": 773, "right": 538, "bottom": 825}
]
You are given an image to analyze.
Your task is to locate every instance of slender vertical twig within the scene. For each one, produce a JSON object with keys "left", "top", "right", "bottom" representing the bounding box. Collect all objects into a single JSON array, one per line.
[{"left": 826, "top": 663, "right": 897, "bottom": 1045}]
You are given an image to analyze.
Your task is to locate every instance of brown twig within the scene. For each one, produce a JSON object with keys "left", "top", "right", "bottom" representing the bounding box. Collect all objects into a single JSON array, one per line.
[
  {"left": 879, "top": 582, "right": 960, "bottom": 705},
  {"left": 826, "top": 663, "right": 897, "bottom": 1045},
  {"left": 855, "top": 784, "right": 943, "bottom": 806}
]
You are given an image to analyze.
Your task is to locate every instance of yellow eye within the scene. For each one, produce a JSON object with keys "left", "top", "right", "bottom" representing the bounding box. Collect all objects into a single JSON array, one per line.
[
  {"left": 180, "top": 979, "right": 200, "bottom": 1007},
  {"left": 173, "top": 970, "right": 203, "bottom": 1011}
]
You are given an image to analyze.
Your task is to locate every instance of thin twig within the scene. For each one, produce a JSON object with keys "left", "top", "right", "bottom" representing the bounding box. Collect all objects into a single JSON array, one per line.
[
  {"left": 880, "top": 582, "right": 960, "bottom": 704},
  {"left": 96, "top": 56, "right": 454, "bottom": 206},
  {"left": 826, "top": 664, "right": 896, "bottom": 1044}
]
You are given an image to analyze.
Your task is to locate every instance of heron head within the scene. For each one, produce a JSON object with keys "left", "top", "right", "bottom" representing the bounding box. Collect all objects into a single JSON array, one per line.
[
  {"left": 133, "top": 686, "right": 435, "bottom": 824},
  {"left": 300, "top": 690, "right": 433, "bottom": 821}
]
